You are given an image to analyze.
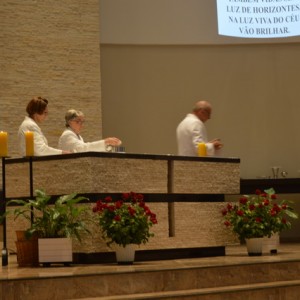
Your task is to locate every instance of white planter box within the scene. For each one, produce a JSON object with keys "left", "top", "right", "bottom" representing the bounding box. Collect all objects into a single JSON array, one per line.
[
  {"left": 263, "top": 233, "right": 280, "bottom": 254},
  {"left": 38, "top": 238, "right": 72, "bottom": 264},
  {"left": 115, "top": 244, "right": 136, "bottom": 264}
]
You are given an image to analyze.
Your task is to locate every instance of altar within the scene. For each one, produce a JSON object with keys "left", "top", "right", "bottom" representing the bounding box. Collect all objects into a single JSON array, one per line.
[{"left": 2, "top": 152, "right": 240, "bottom": 262}]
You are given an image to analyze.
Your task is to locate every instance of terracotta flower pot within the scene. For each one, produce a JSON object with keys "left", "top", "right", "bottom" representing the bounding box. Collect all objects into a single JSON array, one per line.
[{"left": 15, "top": 231, "right": 39, "bottom": 267}]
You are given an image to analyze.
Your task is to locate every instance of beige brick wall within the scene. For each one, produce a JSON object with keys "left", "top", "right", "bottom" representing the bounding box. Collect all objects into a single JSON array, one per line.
[
  {"left": 4, "top": 155, "right": 240, "bottom": 198},
  {"left": 3, "top": 154, "right": 240, "bottom": 252},
  {"left": 0, "top": 0, "right": 102, "bottom": 157},
  {"left": 172, "top": 161, "right": 240, "bottom": 194}
]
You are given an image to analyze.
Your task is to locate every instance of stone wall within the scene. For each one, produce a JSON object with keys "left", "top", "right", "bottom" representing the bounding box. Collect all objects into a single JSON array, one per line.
[
  {"left": 4, "top": 154, "right": 240, "bottom": 197},
  {"left": 3, "top": 153, "right": 240, "bottom": 252},
  {"left": 0, "top": 0, "right": 102, "bottom": 158}
]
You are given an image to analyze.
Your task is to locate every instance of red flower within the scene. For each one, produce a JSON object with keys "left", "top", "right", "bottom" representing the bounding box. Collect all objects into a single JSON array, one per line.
[
  {"left": 221, "top": 208, "right": 228, "bottom": 216},
  {"left": 151, "top": 217, "right": 158, "bottom": 224},
  {"left": 143, "top": 205, "right": 150, "bottom": 213},
  {"left": 237, "top": 210, "right": 244, "bottom": 216},
  {"left": 93, "top": 201, "right": 110, "bottom": 212},
  {"left": 255, "top": 189, "right": 262, "bottom": 195},
  {"left": 102, "top": 203, "right": 109, "bottom": 209},
  {"left": 224, "top": 220, "right": 231, "bottom": 227},
  {"left": 249, "top": 204, "right": 255, "bottom": 211},
  {"left": 270, "top": 209, "right": 277, "bottom": 216},
  {"left": 222, "top": 188, "right": 298, "bottom": 241},
  {"left": 239, "top": 197, "right": 248, "bottom": 205},
  {"left": 93, "top": 191, "right": 158, "bottom": 246},
  {"left": 137, "top": 193, "right": 144, "bottom": 201},
  {"left": 108, "top": 205, "right": 115, "bottom": 212},
  {"left": 114, "top": 215, "right": 121, "bottom": 221},
  {"left": 94, "top": 200, "right": 103, "bottom": 211},
  {"left": 150, "top": 213, "right": 158, "bottom": 224},
  {"left": 227, "top": 203, "right": 233, "bottom": 211},
  {"left": 273, "top": 204, "right": 281, "bottom": 213},
  {"left": 128, "top": 207, "right": 136, "bottom": 216},
  {"left": 122, "top": 193, "right": 130, "bottom": 200},
  {"left": 115, "top": 200, "right": 123, "bottom": 209},
  {"left": 139, "top": 201, "right": 146, "bottom": 208},
  {"left": 105, "top": 196, "right": 112, "bottom": 203}
]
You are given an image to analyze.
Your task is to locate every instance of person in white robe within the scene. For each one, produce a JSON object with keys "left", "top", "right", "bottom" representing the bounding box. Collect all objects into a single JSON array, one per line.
[
  {"left": 18, "top": 97, "right": 69, "bottom": 156},
  {"left": 176, "top": 100, "right": 223, "bottom": 157},
  {"left": 58, "top": 109, "right": 121, "bottom": 153}
]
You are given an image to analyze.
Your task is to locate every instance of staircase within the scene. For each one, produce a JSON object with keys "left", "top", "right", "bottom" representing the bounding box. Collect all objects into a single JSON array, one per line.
[{"left": 2, "top": 245, "right": 300, "bottom": 300}]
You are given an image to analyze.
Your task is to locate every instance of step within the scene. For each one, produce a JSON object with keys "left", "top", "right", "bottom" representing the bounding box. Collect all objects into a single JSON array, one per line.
[
  {"left": 72, "top": 279, "right": 300, "bottom": 300},
  {"left": 2, "top": 245, "right": 300, "bottom": 299}
]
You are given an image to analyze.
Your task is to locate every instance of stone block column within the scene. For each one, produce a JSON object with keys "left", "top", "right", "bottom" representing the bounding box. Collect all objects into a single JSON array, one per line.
[{"left": 0, "top": 0, "right": 102, "bottom": 157}]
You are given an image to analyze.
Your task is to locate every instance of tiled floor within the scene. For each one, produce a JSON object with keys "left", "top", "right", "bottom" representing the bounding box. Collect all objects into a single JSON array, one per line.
[{"left": 1, "top": 243, "right": 300, "bottom": 281}]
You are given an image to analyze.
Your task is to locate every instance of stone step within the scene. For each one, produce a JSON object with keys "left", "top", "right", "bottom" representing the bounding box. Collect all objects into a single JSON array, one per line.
[
  {"left": 72, "top": 279, "right": 300, "bottom": 300},
  {"left": 2, "top": 245, "right": 300, "bottom": 299}
]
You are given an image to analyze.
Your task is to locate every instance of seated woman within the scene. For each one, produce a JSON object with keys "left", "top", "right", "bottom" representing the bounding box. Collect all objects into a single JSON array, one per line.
[
  {"left": 18, "top": 97, "right": 69, "bottom": 156},
  {"left": 58, "top": 109, "right": 122, "bottom": 153}
]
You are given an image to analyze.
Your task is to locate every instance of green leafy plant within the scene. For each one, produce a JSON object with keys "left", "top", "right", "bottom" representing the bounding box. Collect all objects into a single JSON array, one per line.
[
  {"left": 92, "top": 192, "right": 158, "bottom": 247},
  {"left": 221, "top": 188, "right": 298, "bottom": 241},
  {"left": 7, "top": 189, "right": 90, "bottom": 241}
]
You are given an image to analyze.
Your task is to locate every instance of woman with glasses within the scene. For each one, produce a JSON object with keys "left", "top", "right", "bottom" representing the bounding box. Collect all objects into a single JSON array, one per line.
[
  {"left": 18, "top": 97, "right": 69, "bottom": 156},
  {"left": 58, "top": 109, "right": 122, "bottom": 153}
]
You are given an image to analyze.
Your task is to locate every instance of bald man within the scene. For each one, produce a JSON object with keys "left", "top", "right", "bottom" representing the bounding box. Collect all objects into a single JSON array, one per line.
[{"left": 176, "top": 100, "right": 223, "bottom": 156}]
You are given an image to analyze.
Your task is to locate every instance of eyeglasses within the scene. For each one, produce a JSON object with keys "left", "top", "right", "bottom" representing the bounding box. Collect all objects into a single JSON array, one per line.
[{"left": 72, "top": 119, "right": 85, "bottom": 125}]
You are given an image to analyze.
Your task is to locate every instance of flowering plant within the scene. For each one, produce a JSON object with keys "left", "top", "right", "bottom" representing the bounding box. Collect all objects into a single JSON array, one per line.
[
  {"left": 221, "top": 188, "right": 298, "bottom": 241},
  {"left": 92, "top": 192, "right": 158, "bottom": 247}
]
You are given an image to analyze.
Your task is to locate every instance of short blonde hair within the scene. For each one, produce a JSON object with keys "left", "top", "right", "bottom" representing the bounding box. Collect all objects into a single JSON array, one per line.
[{"left": 65, "top": 109, "right": 84, "bottom": 127}]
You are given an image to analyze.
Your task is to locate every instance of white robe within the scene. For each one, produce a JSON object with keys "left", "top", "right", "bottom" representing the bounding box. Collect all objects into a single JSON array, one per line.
[
  {"left": 18, "top": 116, "right": 62, "bottom": 156},
  {"left": 176, "top": 113, "right": 214, "bottom": 157},
  {"left": 58, "top": 128, "right": 107, "bottom": 153}
]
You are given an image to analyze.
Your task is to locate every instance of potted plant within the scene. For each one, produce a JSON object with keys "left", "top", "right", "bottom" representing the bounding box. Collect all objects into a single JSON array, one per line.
[
  {"left": 8, "top": 189, "right": 91, "bottom": 266},
  {"left": 92, "top": 191, "right": 158, "bottom": 264},
  {"left": 221, "top": 188, "right": 298, "bottom": 256}
]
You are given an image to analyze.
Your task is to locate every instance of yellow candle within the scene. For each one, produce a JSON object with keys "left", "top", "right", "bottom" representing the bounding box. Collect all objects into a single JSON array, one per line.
[
  {"left": 197, "top": 142, "right": 207, "bottom": 157},
  {"left": 0, "top": 131, "right": 8, "bottom": 157},
  {"left": 25, "top": 131, "right": 34, "bottom": 156}
]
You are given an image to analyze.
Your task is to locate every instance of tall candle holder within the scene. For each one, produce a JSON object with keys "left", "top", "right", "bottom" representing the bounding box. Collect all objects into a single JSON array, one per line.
[
  {"left": 25, "top": 131, "right": 34, "bottom": 157},
  {"left": 0, "top": 131, "right": 8, "bottom": 157},
  {"left": 197, "top": 143, "right": 207, "bottom": 157}
]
